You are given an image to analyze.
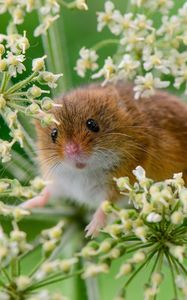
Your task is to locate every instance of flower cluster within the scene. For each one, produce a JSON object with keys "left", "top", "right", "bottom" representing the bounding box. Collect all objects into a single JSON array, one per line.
[
  {"left": 0, "top": 32, "right": 62, "bottom": 163},
  {"left": 0, "top": 176, "right": 47, "bottom": 201},
  {"left": 79, "top": 166, "right": 187, "bottom": 300},
  {"left": 75, "top": 0, "right": 187, "bottom": 99},
  {"left": 0, "top": 0, "right": 88, "bottom": 36},
  {"left": 0, "top": 215, "right": 76, "bottom": 299}
]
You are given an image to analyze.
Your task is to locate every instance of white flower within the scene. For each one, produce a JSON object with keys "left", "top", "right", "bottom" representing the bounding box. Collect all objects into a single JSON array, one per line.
[
  {"left": 133, "top": 166, "right": 146, "bottom": 181},
  {"left": 120, "top": 29, "right": 144, "bottom": 52},
  {"left": 0, "top": 0, "right": 14, "bottom": 14},
  {"left": 170, "top": 245, "right": 185, "bottom": 263},
  {"left": 0, "top": 140, "right": 12, "bottom": 163},
  {"left": 6, "top": 52, "right": 26, "bottom": 77},
  {"left": 169, "top": 50, "right": 187, "bottom": 74},
  {"left": 82, "top": 263, "right": 108, "bottom": 278},
  {"left": 118, "top": 54, "right": 140, "bottom": 79},
  {"left": 34, "top": 14, "right": 59, "bottom": 36},
  {"left": 92, "top": 56, "right": 116, "bottom": 85},
  {"left": 12, "top": 7, "right": 25, "bottom": 24},
  {"left": 40, "top": 0, "right": 60, "bottom": 15},
  {"left": 174, "top": 66, "right": 187, "bottom": 94},
  {"left": 146, "top": 212, "right": 162, "bottom": 223},
  {"left": 75, "top": 47, "right": 98, "bottom": 77},
  {"left": 97, "top": 1, "right": 115, "bottom": 32},
  {"left": 39, "top": 71, "right": 63, "bottom": 88},
  {"left": 116, "top": 263, "right": 133, "bottom": 278},
  {"left": 157, "top": 15, "right": 180, "bottom": 37},
  {"left": 32, "top": 55, "right": 46, "bottom": 72},
  {"left": 134, "top": 72, "right": 170, "bottom": 99},
  {"left": 134, "top": 14, "right": 153, "bottom": 31},
  {"left": 112, "top": 12, "right": 134, "bottom": 35},
  {"left": 143, "top": 49, "right": 169, "bottom": 74}
]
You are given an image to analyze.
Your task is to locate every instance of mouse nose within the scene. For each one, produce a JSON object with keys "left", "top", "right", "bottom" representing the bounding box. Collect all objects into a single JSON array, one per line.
[{"left": 64, "top": 142, "right": 81, "bottom": 158}]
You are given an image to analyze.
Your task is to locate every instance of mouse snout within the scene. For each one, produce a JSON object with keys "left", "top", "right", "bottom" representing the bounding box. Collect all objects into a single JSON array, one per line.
[{"left": 64, "top": 142, "right": 82, "bottom": 158}]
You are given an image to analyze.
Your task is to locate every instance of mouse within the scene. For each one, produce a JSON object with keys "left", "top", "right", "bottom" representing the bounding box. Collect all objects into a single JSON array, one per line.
[{"left": 21, "top": 81, "right": 187, "bottom": 237}]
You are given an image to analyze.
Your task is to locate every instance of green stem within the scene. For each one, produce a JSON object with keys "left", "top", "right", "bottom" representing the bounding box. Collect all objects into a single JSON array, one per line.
[
  {"left": 92, "top": 39, "right": 119, "bottom": 51},
  {"left": 0, "top": 72, "right": 10, "bottom": 92},
  {"left": 6, "top": 72, "right": 38, "bottom": 95},
  {"left": 28, "top": 270, "right": 83, "bottom": 291},
  {"left": 124, "top": 248, "right": 158, "bottom": 289},
  {"left": 29, "top": 257, "right": 46, "bottom": 278},
  {"left": 165, "top": 252, "right": 178, "bottom": 299}
]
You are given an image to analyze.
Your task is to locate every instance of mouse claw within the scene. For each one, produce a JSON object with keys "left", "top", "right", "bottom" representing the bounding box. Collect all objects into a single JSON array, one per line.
[{"left": 85, "top": 206, "right": 106, "bottom": 238}]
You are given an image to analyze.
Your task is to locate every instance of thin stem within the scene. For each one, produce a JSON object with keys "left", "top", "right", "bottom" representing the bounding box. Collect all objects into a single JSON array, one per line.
[
  {"left": 29, "top": 257, "right": 46, "bottom": 278},
  {"left": 92, "top": 39, "right": 119, "bottom": 51},
  {"left": 165, "top": 252, "right": 178, "bottom": 299},
  {"left": 124, "top": 248, "right": 158, "bottom": 289},
  {"left": 5, "top": 72, "right": 38, "bottom": 95},
  {"left": 27, "top": 270, "right": 83, "bottom": 291},
  {"left": 0, "top": 72, "right": 10, "bottom": 92}
]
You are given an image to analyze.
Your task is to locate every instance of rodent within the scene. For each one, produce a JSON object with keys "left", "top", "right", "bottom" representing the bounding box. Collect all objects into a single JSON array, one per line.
[{"left": 22, "top": 82, "right": 187, "bottom": 236}]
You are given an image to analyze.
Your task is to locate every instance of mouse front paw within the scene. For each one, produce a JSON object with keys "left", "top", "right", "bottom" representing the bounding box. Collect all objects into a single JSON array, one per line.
[{"left": 85, "top": 207, "right": 106, "bottom": 238}]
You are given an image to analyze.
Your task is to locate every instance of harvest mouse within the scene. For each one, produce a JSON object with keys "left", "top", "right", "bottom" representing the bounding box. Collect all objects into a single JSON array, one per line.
[{"left": 22, "top": 82, "right": 187, "bottom": 236}]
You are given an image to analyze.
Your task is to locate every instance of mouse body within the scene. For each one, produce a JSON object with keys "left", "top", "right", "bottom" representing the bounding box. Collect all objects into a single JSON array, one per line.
[{"left": 23, "top": 82, "right": 187, "bottom": 236}]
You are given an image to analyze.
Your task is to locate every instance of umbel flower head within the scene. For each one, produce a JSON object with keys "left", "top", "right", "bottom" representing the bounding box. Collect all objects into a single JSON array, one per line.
[
  {"left": 0, "top": 31, "right": 62, "bottom": 163},
  {"left": 80, "top": 166, "right": 187, "bottom": 300},
  {"left": 76, "top": 0, "right": 187, "bottom": 99}
]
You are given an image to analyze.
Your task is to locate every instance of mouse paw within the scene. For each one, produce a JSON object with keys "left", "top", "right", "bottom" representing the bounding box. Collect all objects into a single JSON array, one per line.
[
  {"left": 20, "top": 188, "right": 50, "bottom": 209},
  {"left": 85, "top": 207, "right": 106, "bottom": 238}
]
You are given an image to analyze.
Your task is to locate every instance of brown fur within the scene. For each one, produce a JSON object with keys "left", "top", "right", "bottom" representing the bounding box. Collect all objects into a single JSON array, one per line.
[{"left": 36, "top": 82, "right": 187, "bottom": 202}]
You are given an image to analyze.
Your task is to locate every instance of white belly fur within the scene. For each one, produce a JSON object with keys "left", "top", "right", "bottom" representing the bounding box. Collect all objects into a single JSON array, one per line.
[{"left": 49, "top": 165, "right": 108, "bottom": 209}]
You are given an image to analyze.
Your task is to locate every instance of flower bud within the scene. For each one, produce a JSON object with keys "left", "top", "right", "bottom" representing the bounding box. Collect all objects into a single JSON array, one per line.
[
  {"left": 0, "top": 94, "right": 6, "bottom": 110},
  {"left": 32, "top": 55, "right": 46, "bottom": 72},
  {"left": 0, "top": 59, "right": 7, "bottom": 72},
  {"left": 43, "top": 240, "right": 56, "bottom": 253},
  {"left": 41, "top": 97, "right": 53, "bottom": 111},
  {"left": 0, "top": 44, "right": 5, "bottom": 56},
  {"left": 101, "top": 200, "right": 113, "bottom": 213},
  {"left": 15, "top": 276, "right": 31, "bottom": 291},
  {"left": 28, "top": 86, "right": 42, "bottom": 98},
  {"left": 151, "top": 272, "right": 164, "bottom": 287},
  {"left": 114, "top": 177, "right": 131, "bottom": 191},
  {"left": 99, "top": 240, "right": 113, "bottom": 253},
  {"left": 27, "top": 103, "right": 40, "bottom": 114},
  {"left": 171, "top": 211, "right": 184, "bottom": 225},
  {"left": 10, "top": 230, "right": 26, "bottom": 242},
  {"left": 132, "top": 251, "right": 146, "bottom": 263},
  {"left": 76, "top": 0, "right": 88, "bottom": 10},
  {"left": 17, "top": 32, "right": 30, "bottom": 53},
  {"left": 116, "top": 263, "right": 133, "bottom": 278},
  {"left": 146, "top": 212, "right": 162, "bottom": 223}
]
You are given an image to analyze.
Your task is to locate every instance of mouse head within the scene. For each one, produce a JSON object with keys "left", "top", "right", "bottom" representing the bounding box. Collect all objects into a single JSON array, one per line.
[{"left": 36, "top": 84, "right": 140, "bottom": 176}]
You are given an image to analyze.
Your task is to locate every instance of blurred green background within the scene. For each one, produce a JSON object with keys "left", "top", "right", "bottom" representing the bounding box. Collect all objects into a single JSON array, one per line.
[{"left": 0, "top": 0, "right": 186, "bottom": 299}]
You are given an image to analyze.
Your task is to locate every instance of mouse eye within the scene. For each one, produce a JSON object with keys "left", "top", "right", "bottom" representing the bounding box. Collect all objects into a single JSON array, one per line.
[
  {"left": 86, "top": 119, "right": 100, "bottom": 133},
  {"left": 51, "top": 128, "right": 58, "bottom": 143}
]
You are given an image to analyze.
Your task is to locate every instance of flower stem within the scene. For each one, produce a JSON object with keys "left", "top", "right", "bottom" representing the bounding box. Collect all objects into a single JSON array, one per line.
[
  {"left": 28, "top": 270, "right": 83, "bottom": 291},
  {"left": 5, "top": 72, "right": 38, "bottom": 95},
  {"left": 165, "top": 252, "right": 178, "bottom": 299},
  {"left": 92, "top": 39, "right": 119, "bottom": 51},
  {"left": 0, "top": 72, "right": 10, "bottom": 92}
]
